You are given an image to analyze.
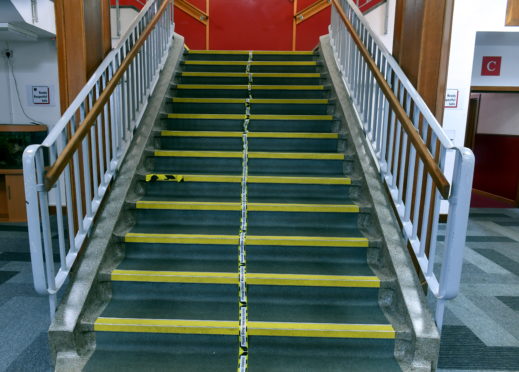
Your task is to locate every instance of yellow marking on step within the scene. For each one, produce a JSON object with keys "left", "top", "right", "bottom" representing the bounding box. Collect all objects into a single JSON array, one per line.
[
  {"left": 245, "top": 235, "right": 368, "bottom": 247},
  {"left": 111, "top": 269, "right": 239, "bottom": 284},
  {"left": 187, "top": 50, "right": 315, "bottom": 55},
  {"left": 180, "top": 72, "right": 321, "bottom": 78},
  {"left": 184, "top": 60, "right": 317, "bottom": 66},
  {"left": 136, "top": 201, "right": 241, "bottom": 211},
  {"left": 181, "top": 72, "right": 249, "bottom": 77},
  {"left": 247, "top": 176, "right": 351, "bottom": 185},
  {"left": 247, "top": 132, "right": 337, "bottom": 139},
  {"left": 167, "top": 113, "right": 246, "bottom": 120},
  {"left": 154, "top": 150, "right": 243, "bottom": 158},
  {"left": 248, "top": 152, "right": 344, "bottom": 160},
  {"left": 249, "top": 98, "right": 328, "bottom": 104},
  {"left": 175, "top": 84, "right": 249, "bottom": 90},
  {"left": 171, "top": 97, "right": 328, "bottom": 104},
  {"left": 174, "top": 84, "right": 325, "bottom": 90},
  {"left": 247, "top": 203, "right": 359, "bottom": 213},
  {"left": 252, "top": 73, "right": 320, "bottom": 77},
  {"left": 247, "top": 321, "right": 395, "bottom": 339},
  {"left": 94, "top": 318, "right": 239, "bottom": 335},
  {"left": 145, "top": 174, "right": 242, "bottom": 183},
  {"left": 124, "top": 233, "right": 239, "bottom": 245},
  {"left": 249, "top": 114, "right": 333, "bottom": 120},
  {"left": 171, "top": 97, "right": 246, "bottom": 104},
  {"left": 246, "top": 273, "right": 380, "bottom": 288},
  {"left": 160, "top": 130, "right": 243, "bottom": 137},
  {"left": 143, "top": 174, "right": 351, "bottom": 185},
  {"left": 251, "top": 85, "right": 325, "bottom": 90}
]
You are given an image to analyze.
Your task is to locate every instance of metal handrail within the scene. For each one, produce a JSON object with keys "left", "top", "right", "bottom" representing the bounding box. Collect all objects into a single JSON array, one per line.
[
  {"left": 45, "top": 0, "right": 170, "bottom": 189},
  {"left": 332, "top": 0, "right": 450, "bottom": 198},
  {"left": 23, "top": 0, "right": 174, "bottom": 319},
  {"left": 330, "top": 0, "right": 474, "bottom": 330}
]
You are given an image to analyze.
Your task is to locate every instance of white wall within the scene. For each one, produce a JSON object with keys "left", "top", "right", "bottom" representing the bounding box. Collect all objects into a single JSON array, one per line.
[
  {"left": 477, "top": 93, "right": 519, "bottom": 136},
  {"left": 443, "top": 0, "right": 519, "bottom": 147},
  {"left": 363, "top": 0, "right": 396, "bottom": 52},
  {"left": 0, "top": 40, "right": 61, "bottom": 127},
  {"left": 11, "top": 0, "right": 56, "bottom": 34},
  {"left": 111, "top": 8, "right": 139, "bottom": 47},
  {"left": 471, "top": 34, "right": 519, "bottom": 87}
]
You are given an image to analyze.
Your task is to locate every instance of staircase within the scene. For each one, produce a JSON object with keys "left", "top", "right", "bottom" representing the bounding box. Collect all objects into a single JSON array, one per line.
[{"left": 52, "top": 48, "right": 439, "bottom": 371}]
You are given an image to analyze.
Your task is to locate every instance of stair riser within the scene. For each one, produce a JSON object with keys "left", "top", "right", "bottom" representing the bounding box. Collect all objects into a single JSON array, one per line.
[
  {"left": 167, "top": 102, "right": 333, "bottom": 115},
  {"left": 141, "top": 181, "right": 242, "bottom": 201},
  {"left": 132, "top": 209, "right": 241, "bottom": 230},
  {"left": 177, "top": 76, "right": 324, "bottom": 85},
  {"left": 247, "top": 183, "right": 357, "bottom": 203},
  {"left": 184, "top": 53, "right": 318, "bottom": 61},
  {"left": 181, "top": 64, "right": 320, "bottom": 73},
  {"left": 155, "top": 136, "right": 340, "bottom": 153},
  {"left": 162, "top": 118, "right": 337, "bottom": 133},
  {"left": 171, "top": 87, "right": 329, "bottom": 99},
  {"left": 150, "top": 157, "right": 243, "bottom": 175},
  {"left": 248, "top": 158, "right": 347, "bottom": 176}
]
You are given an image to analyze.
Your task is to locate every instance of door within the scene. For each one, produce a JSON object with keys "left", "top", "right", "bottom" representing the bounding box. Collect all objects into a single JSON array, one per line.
[{"left": 6, "top": 175, "right": 27, "bottom": 222}]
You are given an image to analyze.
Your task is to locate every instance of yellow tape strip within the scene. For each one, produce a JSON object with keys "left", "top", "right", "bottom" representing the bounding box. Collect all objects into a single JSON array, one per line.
[
  {"left": 125, "top": 233, "right": 239, "bottom": 245},
  {"left": 136, "top": 201, "right": 242, "bottom": 211},
  {"left": 180, "top": 72, "right": 321, "bottom": 78},
  {"left": 247, "top": 203, "right": 359, "bottom": 213},
  {"left": 95, "top": 318, "right": 239, "bottom": 335},
  {"left": 145, "top": 174, "right": 243, "bottom": 183},
  {"left": 187, "top": 50, "right": 315, "bottom": 55},
  {"left": 249, "top": 114, "right": 333, "bottom": 120},
  {"left": 175, "top": 84, "right": 325, "bottom": 90},
  {"left": 111, "top": 269, "right": 239, "bottom": 284},
  {"left": 248, "top": 152, "right": 344, "bottom": 160},
  {"left": 247, "top": 132, "right": 337, "bottom": 139},
  {"left": 172, "top": 98, "right": 247, "bottom": 104},
  {"left": 245, "top": 235, "right": 369, "bottom": 247},
  {"left": 184, "top": 61, "right": 317, "bottom": 66},
  {"left": 167, "top": 113, "right": 246, "bottom": 119},
  {"left": 154, "top": 150, "right": 243, "bottom": 158},
  {"left": 171, "top": 98, "right": 328, "bottom": 104},
  {"left": 251, "top": 85, "right": 325, "bottom": 90},
  {"left": 249, "top": 98, "right": 328, "bottom": 104},
  {"left": 252, "top": 73, "right": 321, "bottom": 78},
  {"left": 160, "top": 130, "right": 243, "bottom": 137},
  {"left": 247, "top": 321, "right": 395, "bottom": 339},
  {"left": 246, "top": 176, "right": 351, "bottom": 185},
  {"left": 247, "top": 273, "right": 380, "bottom": 288},
  {"left": 181, "top": 72, "right": 249, "bottom": 77}
]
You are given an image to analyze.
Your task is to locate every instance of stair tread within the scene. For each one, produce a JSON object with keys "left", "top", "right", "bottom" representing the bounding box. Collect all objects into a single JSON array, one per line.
[
  {"left": 143, "top": 173, "right": 352, "bottom": 184},
  {"left": 135, "top": 200, "right": 360, "bottom": 213},
  {"left": 93, "top": 317, "right": 394, "bottom": 339},
  {"left": 158, "top": 130, "right": 337, "bottom": 138}
]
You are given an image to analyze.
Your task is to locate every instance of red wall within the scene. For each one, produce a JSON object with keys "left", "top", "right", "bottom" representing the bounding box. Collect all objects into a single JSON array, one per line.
[
  {"left": 473, "top": 134, "right": 519, "bottom": 201},
  {"left": 176, "top": 0, "right": 331, "bottom": 51}
]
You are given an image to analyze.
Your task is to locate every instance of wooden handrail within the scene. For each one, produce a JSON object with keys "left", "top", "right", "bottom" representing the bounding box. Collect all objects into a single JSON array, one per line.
[
  {"left": 331, "top": 0, "right": 450, "bottom": 199},
  {"left": 44, "top": 0, "right": 171, "bottom": 190}
]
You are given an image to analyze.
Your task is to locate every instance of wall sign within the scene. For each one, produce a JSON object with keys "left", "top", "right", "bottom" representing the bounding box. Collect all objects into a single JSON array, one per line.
[
  {"left": 481, "top": 56, "right": 502, "bottom": 76},
  {"left": 445, "top": 89, "right": 459, "bottom": 108},
  {"left": 31, "top": 86, "right": 50, "bottom": 105}
]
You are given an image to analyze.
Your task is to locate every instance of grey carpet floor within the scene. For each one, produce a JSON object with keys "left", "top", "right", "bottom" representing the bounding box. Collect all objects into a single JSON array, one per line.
[{"left": 0, "top": 208, "right": 518, "bottom": 372}]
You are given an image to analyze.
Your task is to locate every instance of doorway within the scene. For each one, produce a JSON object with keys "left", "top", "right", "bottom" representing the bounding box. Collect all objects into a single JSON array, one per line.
[{"left": 465, "top": 90, "right": 519, "bottom": 208}]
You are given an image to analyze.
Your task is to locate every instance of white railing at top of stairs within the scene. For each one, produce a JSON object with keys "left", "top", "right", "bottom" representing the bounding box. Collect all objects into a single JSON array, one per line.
[
  {"left": 329, "top": 0, "right": 475, "bottom": 331},
  {"left": 22, "top": 0, "right": 174, "bottom": 319}
]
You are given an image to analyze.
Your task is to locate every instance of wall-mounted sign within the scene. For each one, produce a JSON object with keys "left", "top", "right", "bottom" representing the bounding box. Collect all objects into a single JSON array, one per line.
[
  {"left": 26, "top": 85, "right": 56, "bottom": 107},
  {"left": 31, "top": 86, "right": 50, "bottom": 105},
  {"left": 445, "top": 89, "right": 459, "bottom": 108},
  {"left": 481, "top": 56, "right": 502, "bottom": 76}
]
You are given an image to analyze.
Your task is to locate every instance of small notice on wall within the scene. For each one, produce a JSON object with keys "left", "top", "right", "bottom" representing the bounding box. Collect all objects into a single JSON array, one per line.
[
  {"left": 445, "top": 89, "right": 459, "bottom": 108},
  {"left": 26, "top": 85, "right": 56, "bottom": 107},
  {"left": 31, "top": 86, "right": 50, "bottom": 104}
]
